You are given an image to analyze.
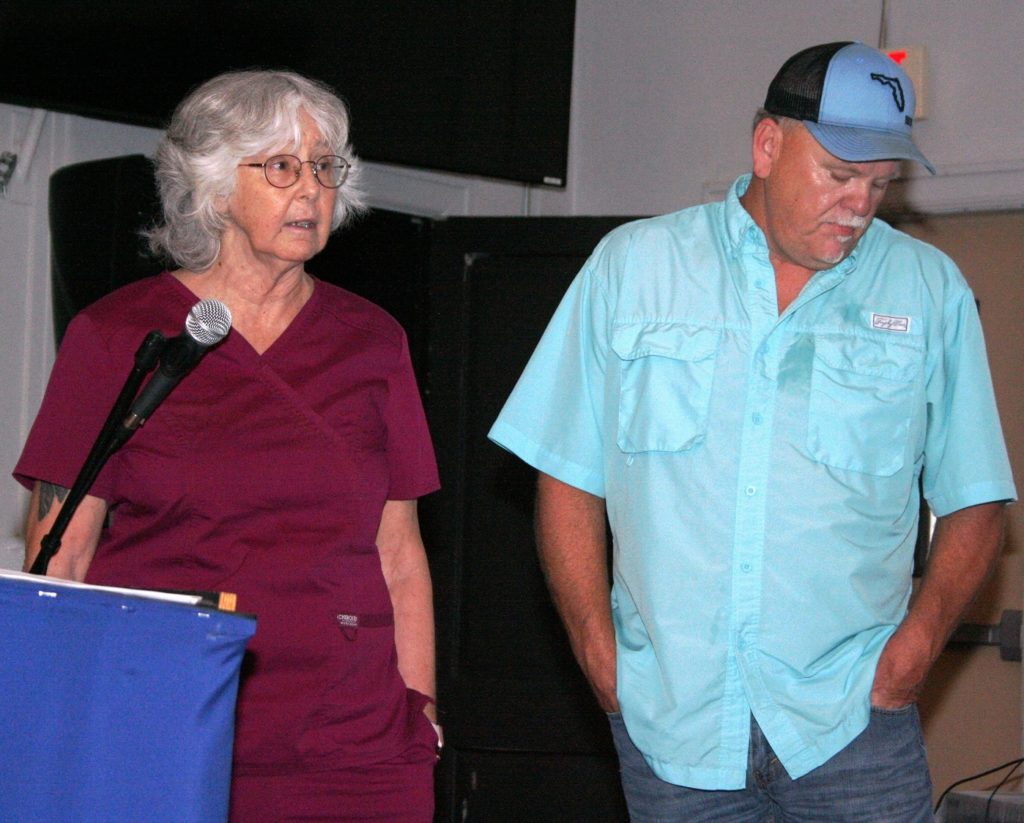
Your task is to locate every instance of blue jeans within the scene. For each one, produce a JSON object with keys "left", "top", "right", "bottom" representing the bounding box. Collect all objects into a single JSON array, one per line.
[{"left": 609, "top": 708, "right": 933, "bottom": 822}]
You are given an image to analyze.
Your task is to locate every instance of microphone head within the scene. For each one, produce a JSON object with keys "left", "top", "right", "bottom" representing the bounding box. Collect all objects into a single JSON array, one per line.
[{"left": 185, "top": 299, "right": 232, "bottom": 346}]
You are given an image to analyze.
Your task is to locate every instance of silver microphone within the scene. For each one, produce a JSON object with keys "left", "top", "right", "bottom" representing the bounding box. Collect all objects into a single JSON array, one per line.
[{"left": 185, "top": 298, "right": 233, "bottom": 346}]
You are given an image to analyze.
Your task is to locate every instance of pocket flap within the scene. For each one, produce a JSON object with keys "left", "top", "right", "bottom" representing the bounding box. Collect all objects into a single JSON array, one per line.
[
  {"left": 813, "top": 335, "right": 922, "bottom": 382},
  {"left": 611, "top": 323, "right": 721, "bottom": 361}
]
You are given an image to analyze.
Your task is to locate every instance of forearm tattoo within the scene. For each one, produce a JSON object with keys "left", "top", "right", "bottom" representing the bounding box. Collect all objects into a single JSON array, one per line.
[{"left": 37, "top": 482, "right": 69, "bottom": 520}]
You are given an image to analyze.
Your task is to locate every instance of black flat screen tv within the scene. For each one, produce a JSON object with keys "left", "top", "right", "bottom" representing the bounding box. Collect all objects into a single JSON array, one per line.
[{"left": 0, "top": 0, "right": 575, "bottom": 187}]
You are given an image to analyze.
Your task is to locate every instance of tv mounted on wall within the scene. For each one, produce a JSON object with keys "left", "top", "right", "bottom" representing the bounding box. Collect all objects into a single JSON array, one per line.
[{"left": 0, "top": 0, "right": 576, "bottom": 187}]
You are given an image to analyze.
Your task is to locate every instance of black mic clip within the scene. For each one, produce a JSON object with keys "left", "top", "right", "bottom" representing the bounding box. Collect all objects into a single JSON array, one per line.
[{"left": 121, "top": 299, "right": 232, "bottom": 433}]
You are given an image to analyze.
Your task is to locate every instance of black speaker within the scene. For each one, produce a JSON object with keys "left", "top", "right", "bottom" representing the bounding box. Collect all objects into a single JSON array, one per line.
[
  {"left": 49, "top": 154, "right": 165, "bottom": 344},
  {"left": 421, "top": 217, "right": 633, "bottom": 822}
]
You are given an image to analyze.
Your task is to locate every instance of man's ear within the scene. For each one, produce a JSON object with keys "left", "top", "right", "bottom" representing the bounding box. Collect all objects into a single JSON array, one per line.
[{"left": 751, "top": 118, "right": 784, "bottom": 180}]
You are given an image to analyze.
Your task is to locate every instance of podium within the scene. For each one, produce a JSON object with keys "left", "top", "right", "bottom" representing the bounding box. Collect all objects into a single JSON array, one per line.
[{"left": 0, "top": 572, "right": 256, "bottom": 822}]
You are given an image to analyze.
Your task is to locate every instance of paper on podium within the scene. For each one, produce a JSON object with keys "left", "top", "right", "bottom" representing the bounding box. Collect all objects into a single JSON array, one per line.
[
  {"left": 0, "top": 570, "right": 256, "bottom": 822},
  {"left": 0, "top": 568, "right": 238, "bottom": 611},
  {"left": 0, "top": 568, "right": 203, "bottom": 603}
]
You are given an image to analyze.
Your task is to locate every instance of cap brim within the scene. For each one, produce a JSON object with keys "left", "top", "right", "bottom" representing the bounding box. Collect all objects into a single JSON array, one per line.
[{"left": 806, "top": 121, "right": 936, "bottom": 175}]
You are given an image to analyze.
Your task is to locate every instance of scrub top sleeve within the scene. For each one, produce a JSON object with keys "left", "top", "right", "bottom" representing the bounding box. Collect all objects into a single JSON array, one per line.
[
  {"left": 923, "top": 285, "right": 1017, "bottom": 517},
  {"left": 488, "top": 260, "right": 611, "bottom": 498},
  {"left": 14, "top": 312, "right": 122, "bottom": 500},
  {"left": 383, "top": 331, "right": 440, "bottom": 500}
]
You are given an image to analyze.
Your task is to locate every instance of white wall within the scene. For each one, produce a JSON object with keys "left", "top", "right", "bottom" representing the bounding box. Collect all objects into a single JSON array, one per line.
[
  {"left": 566, "top": 0, "right": 1024, "bottom": 215},
  {"left": 3, "top": 0, "right": 1024, "bottom": 540}
]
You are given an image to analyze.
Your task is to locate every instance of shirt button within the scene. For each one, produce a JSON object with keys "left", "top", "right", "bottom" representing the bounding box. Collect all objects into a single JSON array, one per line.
[
  {"left": 740, "top": 562, "right": 752, "bottom": 573},
  {"left": 745, "top": 485, "right": 757, "bottom": 496},
  {"left": 752, "top": 412, "right": 763, "bottom": 425}
]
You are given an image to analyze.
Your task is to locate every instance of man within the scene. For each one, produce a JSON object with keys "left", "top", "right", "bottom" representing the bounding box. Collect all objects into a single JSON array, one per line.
[{"left": 488, "top": 42, "right": 1016, "bottom": 821}]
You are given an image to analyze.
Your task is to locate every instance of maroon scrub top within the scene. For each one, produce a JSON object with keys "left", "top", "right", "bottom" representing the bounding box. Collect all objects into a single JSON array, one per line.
[{"left": 15, "top": 272, "right": 440, "bottom": 779}]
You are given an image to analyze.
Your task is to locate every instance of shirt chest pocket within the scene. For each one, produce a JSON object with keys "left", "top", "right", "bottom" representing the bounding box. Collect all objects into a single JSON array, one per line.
[
  {"left": 611, "top": 323, "right": 722, "bottom": 454},
  {"left": 807, "top": 336, "right": 922, "bottom": 476}
]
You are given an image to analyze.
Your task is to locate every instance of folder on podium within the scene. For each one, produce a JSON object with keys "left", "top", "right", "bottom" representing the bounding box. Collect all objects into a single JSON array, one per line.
[{"left": 0, "top": 571, "right": 256, "bottom": 823}]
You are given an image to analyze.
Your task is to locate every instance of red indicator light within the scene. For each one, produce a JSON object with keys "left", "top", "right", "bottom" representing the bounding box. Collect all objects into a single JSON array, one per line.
[{"left": 888, "top": 50, "right": 908, "bottom": 64}]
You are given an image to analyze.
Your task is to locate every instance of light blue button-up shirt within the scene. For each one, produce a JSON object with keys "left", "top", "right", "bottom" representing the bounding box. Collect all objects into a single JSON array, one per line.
[{"left": 488, "top": 175, "right": 1016, "bottom": 789}]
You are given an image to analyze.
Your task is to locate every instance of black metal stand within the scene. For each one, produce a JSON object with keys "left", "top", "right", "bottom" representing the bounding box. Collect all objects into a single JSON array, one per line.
[
  {"left": 949, "top": 609, "right": 1023, "bottom": 662},
  {"left": 29, "top": 330, "right": 166, "bottom": 575}
]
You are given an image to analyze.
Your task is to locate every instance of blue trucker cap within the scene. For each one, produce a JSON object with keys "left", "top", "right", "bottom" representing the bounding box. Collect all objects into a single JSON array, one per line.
[{"left": 763, "top": 41, "right": 935, "bottom": 174}]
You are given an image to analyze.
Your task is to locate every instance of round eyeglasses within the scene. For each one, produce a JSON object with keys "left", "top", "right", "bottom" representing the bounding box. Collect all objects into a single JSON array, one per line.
[{"left": 238, "top": 154, "right": 351, "bottom": 189}]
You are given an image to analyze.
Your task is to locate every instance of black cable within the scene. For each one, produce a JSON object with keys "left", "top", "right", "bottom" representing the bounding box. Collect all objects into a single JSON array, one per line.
[
  {"left": 984, "top": 760, "right": 1022, "bottom": 823},
  {"left": 934, "top": 757, "right": 1024, "bottom": 814}
]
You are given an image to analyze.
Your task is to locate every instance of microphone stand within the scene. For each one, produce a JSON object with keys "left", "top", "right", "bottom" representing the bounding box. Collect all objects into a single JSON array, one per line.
[{"left": 30, "top": 331, "right": 167, "bottom": 576}]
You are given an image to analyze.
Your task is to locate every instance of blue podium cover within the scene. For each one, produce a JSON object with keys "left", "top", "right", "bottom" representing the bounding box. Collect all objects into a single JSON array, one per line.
[{"left": 0, "top": 573, "right": 256, "bottom": 822}]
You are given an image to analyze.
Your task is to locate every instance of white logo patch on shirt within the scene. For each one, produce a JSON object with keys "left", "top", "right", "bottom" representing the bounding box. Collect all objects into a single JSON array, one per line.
[{"left": 871, "top": 313, "right": 911, "bottom": 333}]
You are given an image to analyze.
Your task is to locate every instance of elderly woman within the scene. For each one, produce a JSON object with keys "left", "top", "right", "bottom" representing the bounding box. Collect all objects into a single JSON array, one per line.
[{"left": 15, "top": 71, "right": 440, "bottom": 821}]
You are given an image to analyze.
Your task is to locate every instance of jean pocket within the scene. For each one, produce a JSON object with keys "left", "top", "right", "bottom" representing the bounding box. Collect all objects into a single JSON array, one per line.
[
  {"left": 807, "top": 336, "right": 921, "bottom": 476},
  {"left": 612, "top": 323, "right": 721, "bottom": 454}
]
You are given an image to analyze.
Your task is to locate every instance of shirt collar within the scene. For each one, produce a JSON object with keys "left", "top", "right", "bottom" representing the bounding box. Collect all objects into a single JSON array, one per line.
[
  {"left": 723, "top": 174, "right": 756, "bottom": 250},
  {"left": 723, "top": 173, "right": 861, "bottom": 277}
]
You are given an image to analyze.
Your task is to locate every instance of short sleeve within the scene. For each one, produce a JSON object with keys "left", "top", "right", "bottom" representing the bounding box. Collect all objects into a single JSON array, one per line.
[
  {"left": 488, "top": 255, "right": 611, "bottom": 497},
  {"left": 922, "top": 285, "right": 1017, "bottom": 515},
  {"left": 383, "top": 332, "right": 440, "bottom": 500},
  {"left": 14, "top": 313, "right": 123, "bottom": 500}
]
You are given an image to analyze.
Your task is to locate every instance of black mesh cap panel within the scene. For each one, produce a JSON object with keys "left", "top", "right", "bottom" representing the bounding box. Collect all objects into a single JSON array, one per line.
[{"left": 763, "top": 41, "right": 852, "bottom": 122}]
